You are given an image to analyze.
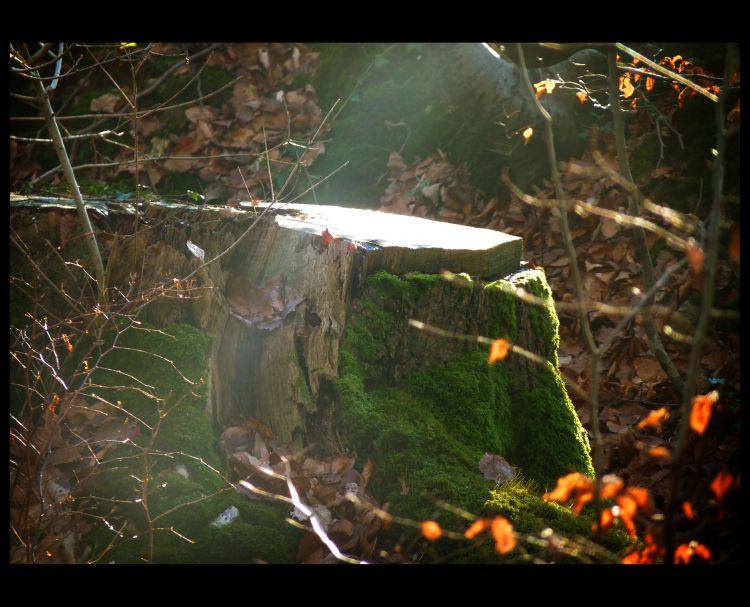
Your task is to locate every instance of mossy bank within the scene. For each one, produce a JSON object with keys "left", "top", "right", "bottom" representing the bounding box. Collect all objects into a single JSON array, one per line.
[
  {"left": 71, "top": 323, "right": 302, "bottom": 564},
  {"left": 337, "top": 268, "right": 594, "bottom": 525}
]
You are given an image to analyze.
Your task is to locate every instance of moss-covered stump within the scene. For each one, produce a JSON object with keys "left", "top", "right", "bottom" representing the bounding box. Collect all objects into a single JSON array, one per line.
[{"left": 337, "top": 268, "right": 593, "bottom": 523}]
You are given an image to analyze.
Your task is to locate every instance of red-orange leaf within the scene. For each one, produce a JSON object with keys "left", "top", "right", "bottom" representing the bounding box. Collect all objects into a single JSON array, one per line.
[
  {"left": 420, "top": 520, "right": 442, "bottom": 542},
  {"left": 464, "top": 518, "right": 491, "bottom": 539},
  {"left": 619, "top": 74, "right": 635, "bottom": 99},
  {"left": 674, "top": 541, "right": 711, "bottom": 564},
  {"left": 488, "top": 339, "right": 509, "bottom": 364},
  {"left": 728, "top": 228, "right": 740, "bottom": 263},
  {"left": 533, "top": 79, "right": 556, "bottom": 97},
  {"left": 522, "top": 127, "right": 533, "bottom": 144},
  {"left": 576, "top": 91, "right": 588, "bottom": 104},
  {"left": 321, "top": 229, "right": 334, "bottom": 247},
  {"left": 616, "top": 495, "right": 638, "bottom": 538},
  {"left": 637, "top": 407, "right": 669, "bottom": 430},
  {"left": 543, "top": 472, "right": 593, "bottom": 506},
  {"left": 61, "top": 334, "right": 74, "bottom": 353},
  {"left": 626, "top": 486, "right": 653, "bottom": 514},
  {"left": 687, "top": 242, "right": 705, "bottom": 274},
  {"left": 649, "top": 446, "right": 671, "bottom": 459},
  {"left": 690, "top": 391, "right": 718, "bottom": 435},
  {"left": 594, "top": 507, "right": 615, "bottom": 534},
  {"left": 710, "top": 471, "right": 734, "bottom": 505},
  {"left": 646, "top": 76, "right": 655, "bottom": 92},
  {"left": 682, "top": 501, "right": 696, "bottom": 520},
  {"left": 490, "top": 516, "right": 516, "bottom": 554},
  {"left": 622, "top": 550, "right": 640, "bottom": 564},
  {"left": 601, "top": 475, "right": 624, "bottom": 500}
]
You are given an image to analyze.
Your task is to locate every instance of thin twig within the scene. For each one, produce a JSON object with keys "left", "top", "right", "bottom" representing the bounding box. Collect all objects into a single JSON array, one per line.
[{"left": 663, "top": 43, "right": 737, "bottom": 564}]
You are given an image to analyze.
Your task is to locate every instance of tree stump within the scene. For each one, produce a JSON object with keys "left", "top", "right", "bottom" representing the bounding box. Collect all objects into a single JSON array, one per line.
[{"left": 10, "top": 197, "right": 592, "bottom": 500}]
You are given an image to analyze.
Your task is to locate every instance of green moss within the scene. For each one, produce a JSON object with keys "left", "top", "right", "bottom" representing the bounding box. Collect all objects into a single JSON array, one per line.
[
  {"left": 338, "top": 269, "right": 593, "bottom": 530},
  {"left": 485, "top": 478, "right": 633, "bottom": 562},
  {"left": 77, "top": 322, "right": 300, "bottom": 563}
]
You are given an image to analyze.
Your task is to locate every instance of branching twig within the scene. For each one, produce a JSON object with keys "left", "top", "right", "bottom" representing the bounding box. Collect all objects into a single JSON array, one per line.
[
  {"left": 662, "top": 43, "right": 737, "bottom": 564},
  {"left": 516, "top": 44, "right": 604, "bottom": 526},
  {"left": 607, "top": 49, "right": 684, "bottom": 398}
]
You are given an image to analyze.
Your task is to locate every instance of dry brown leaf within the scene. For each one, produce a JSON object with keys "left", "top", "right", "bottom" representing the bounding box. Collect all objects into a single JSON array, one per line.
[
  {"left": 90, "top": 93, "right": 120, "bottom": 113},
  {"left": 478, "top": 453, "right": 515, "bottom": 484},
  {"left": 302, "top": 457, "right": 331, "bottom": 477},
  {"left": 633, "top": 357, "right": 664, "bottom": 382}
]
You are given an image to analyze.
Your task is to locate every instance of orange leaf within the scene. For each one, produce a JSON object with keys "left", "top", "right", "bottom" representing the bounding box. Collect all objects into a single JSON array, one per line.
[
  {"left": 488, "top": 339, "right": 509, "bottom": 364},
  {"left": 682, "top": 501, "right": 696, "bottom": 520},
  {"left": 61, "top": 334, "right": 74, "bottom": 353},
  {"left": 622, "top": 550, "right": 640, "bottom": 564},
  {"left": 646, "top": 76, "right": 655, "bottom": 92},
  {"left": 464, "top": 518, "right": 491, "bottom": 539},
  {"left": 543, "top": 472, "right": 593, "bottom": 505},
  {"left": 49, "top": 393, "right": 60, "bottom": 416},
  {"left": 522, "top": 127, "right": 533, "bottom": 144},
  {"left": 420, "top": 520, "right": 442, "bottom": 542},
  {"left": 594, "top": 507, "right": 615, "bottom": 534},
  {"left": 674, "top": 541, "right": 711, "bottom": 564},
  {"left": 322, "top": 229, "right": 334, "bottom": 247},
  {"left": 687, "top": 242, "right": 705, "bottom": 274},
  {"left": 626, "top": 486, "right": 653, "bottom": 514},
  {"left": 347, "top": 242, "right": 356, "bottom": 253},
  {"left": 616, "top": 495, "right": 638, "bottom": 538},
  {"left": 710, "top": 471, "right": 734, "bottom": 505},
  {"left": 619, "top": 74, "right": 635, "bottom": 99},
  {"left": 693, "top": 543, "right": 711, "bottom": 561},
  {"left": 690, "top": 391, "right": 718, "bottom": 435},
  {"left": 648, "top": 446, "right": 671, "bottom": 459},
  {"left": 576, "top": 91, "right": 588, "bottom": 104},
  {"left": 490, "top": 516, "right": 516, "bottom": 554},
  {"left": 533, "top": 79, "right": 556, "bottom": 97},
  {"left": 601, "top": 474, "right": 624, "bottom": 500},
  {"left": 637, "top": 407, "right": 669, "bottom": 430},
  {"left": 572, "top": 490, "right": 594, "bottom": 515}
]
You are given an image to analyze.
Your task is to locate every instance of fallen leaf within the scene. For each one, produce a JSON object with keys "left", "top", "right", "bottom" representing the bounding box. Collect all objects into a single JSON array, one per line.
[
  {"left": 359, "top": 459, "right": 374, "bottom": 491},
  {"left": 321, "top": 229, "right": 334, "bottom": 247},
  {"left": 302, "top": 457, "right": 331, "bottom": 477},
  {"left": 478, "top": 453, "right": 515, "bottom": 484},
  {"left": 682, "top": 501, "right": 695, "bottom": 520},
  {"left": 637, "top": 407, "right": 670, "bottom": 430},
  {"left": 330, "top": 453, "right": 356, "bottom": 476},
  {"left": 90, "top": 93, "right": 120, "bottom": 113}
]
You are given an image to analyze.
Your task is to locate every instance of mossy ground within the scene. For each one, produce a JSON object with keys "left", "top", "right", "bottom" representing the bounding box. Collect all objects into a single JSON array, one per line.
[
  {"left": 68, "top": 322, "right": 301, "bottom": 563},
  {"left": 337, "top": 269, "right": 595, "bottom": 551}
]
